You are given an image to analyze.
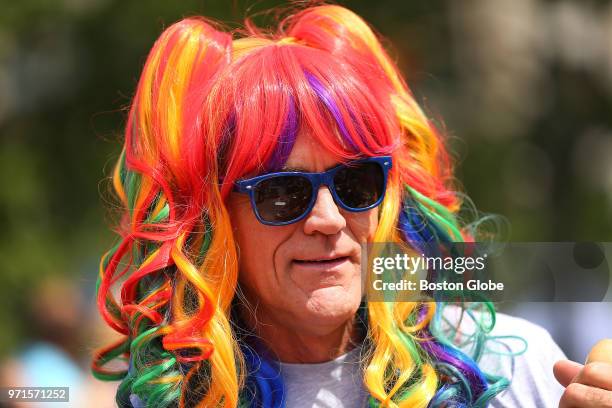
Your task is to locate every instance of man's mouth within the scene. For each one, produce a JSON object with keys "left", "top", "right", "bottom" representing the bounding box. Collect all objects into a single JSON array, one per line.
[{"left": 292, "top": 256, "right": 350, "bottom": 268}]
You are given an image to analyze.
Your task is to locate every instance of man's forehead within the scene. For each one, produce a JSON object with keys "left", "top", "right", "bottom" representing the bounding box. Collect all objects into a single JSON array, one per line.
[{"left": 282, "top": 131, "right": 342, "bottom": 172}]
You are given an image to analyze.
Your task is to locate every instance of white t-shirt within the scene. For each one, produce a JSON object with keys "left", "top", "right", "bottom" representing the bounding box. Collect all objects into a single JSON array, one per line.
[{"left": 278, "top": 308, "right": 567, "bottom": 407}]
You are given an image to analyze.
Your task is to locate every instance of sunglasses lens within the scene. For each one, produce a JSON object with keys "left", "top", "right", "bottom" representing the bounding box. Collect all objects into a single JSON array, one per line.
[
  {"left": 253, "top": 176, "right": 313, "bottom": 223},
  {"left": 333, "top": 162, "right": 384, "bottom": 209}
]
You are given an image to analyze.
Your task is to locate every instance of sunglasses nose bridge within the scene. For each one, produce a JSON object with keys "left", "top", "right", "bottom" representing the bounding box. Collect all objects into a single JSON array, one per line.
[
  {"left": 311, "top": 171, "right": 340, "bottom": 206},
  {"left": 317, "top": 169, "right": 336, "bottom": 190},
  {"left": 305, "top": 170, "right": 341, "bottom": 204}
]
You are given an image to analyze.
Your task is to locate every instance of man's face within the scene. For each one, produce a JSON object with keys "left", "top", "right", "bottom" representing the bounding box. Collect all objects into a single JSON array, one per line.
[{"left": 227, "top": 132, "right": 379, "bottom": 336}]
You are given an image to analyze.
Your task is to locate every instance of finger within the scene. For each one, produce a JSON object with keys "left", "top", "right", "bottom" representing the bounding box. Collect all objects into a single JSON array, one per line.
[
  {"left": 559, "top": 382, "right": 612, "bottom": 408},
  {"left": 554, "top": 359, "right": 583, "bottom": 387},
  {"left": 573, "top": 362, "right": 612, "bottom": 392}
]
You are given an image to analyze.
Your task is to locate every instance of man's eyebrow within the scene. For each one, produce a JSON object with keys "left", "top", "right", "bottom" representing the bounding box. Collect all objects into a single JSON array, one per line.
[
  {"left": 279, "top": 165, "right": 308, "bottom": 172},
  {"left": 279, "top": 162, "right": 344, "bottom": 172}
]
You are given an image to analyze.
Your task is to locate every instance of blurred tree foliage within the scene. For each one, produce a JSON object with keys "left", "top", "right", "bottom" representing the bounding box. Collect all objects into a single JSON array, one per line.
[{"left": 0, "top": 0, "right": 610, "bottom": 357}]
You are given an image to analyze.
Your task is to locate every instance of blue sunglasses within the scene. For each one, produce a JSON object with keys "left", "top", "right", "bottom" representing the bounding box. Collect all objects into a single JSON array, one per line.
[{"left": 233, "top": 156, "right": 392, "bottom": 226}]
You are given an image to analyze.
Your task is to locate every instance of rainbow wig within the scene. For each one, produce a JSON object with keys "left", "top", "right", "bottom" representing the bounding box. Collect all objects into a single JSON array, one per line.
[{"left": 92, "top": 4, "right": 513, "bottom": 407}]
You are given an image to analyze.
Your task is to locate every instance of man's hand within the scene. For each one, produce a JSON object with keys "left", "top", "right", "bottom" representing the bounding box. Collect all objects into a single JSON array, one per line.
[{"left": 554, "top": 339, "right": 612, "bottom": 408}]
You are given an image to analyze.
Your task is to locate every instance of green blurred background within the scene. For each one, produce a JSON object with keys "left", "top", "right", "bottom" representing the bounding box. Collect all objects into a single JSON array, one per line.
[{"left": 0, "top": 0, "right": 611, "bottom": 401}]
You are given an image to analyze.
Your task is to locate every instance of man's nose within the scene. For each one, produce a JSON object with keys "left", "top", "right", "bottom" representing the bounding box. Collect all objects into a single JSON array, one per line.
[{"left": 303, "top": 186, "right": 346, "bottom": 235}]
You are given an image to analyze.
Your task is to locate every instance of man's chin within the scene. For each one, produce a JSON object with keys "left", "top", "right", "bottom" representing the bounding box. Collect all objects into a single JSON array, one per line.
[{"left": 299, "top": 289, "right": 361, "bottom": 323}]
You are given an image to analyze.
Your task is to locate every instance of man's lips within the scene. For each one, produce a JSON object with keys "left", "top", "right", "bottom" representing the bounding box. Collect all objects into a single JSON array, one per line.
[{"left": 291, "top": 256, "right": 351, "bottom": 270}]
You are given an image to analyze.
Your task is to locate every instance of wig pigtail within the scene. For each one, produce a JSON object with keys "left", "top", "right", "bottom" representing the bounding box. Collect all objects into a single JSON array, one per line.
[
  {"left": 284, "top": 5, "right": 517, "bottom": 407},
  {"left": 284, "top": 6, "right": 441, "bottom": 407},
  {"left": 397, "top": 183, "right": 517, "bottom": 407},
  {"left": 93, "top": 17, "right": 247, "bottom": 408}
]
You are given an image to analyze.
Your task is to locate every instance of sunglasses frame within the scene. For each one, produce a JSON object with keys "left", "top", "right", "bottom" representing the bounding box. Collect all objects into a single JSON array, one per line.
[{"left": 233, "top": 156, "right": 393, "bottom": 226}]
